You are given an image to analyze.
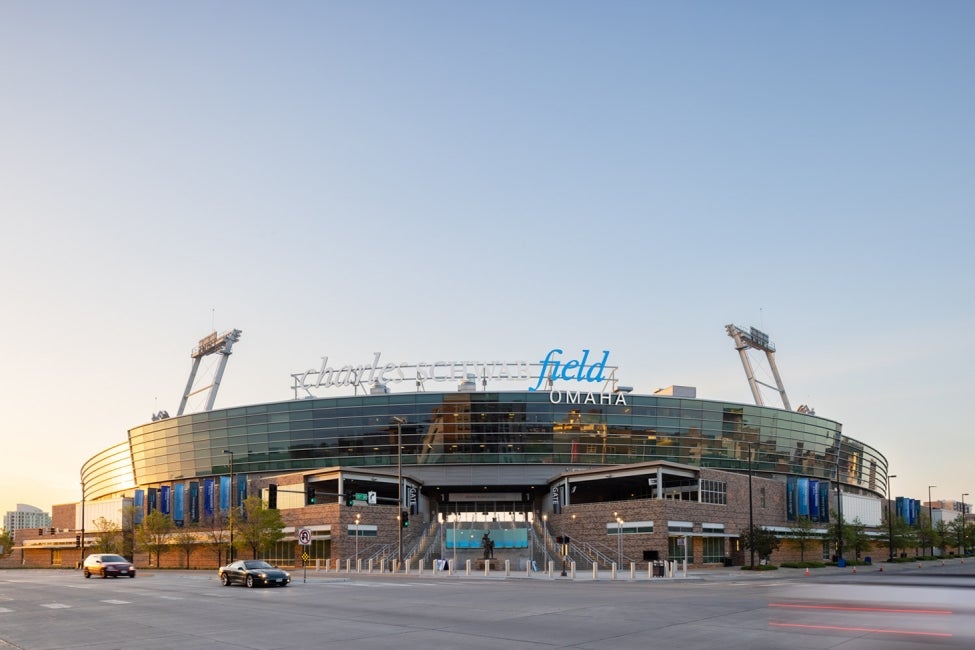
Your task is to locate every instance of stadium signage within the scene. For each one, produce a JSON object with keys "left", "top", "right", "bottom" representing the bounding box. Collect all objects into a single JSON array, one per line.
[
  {"left": 292, "top": 348, "right": 618, "bottom": 396},
  {"left": 548, "top": 390, "right": 627, "bottom": 406}
]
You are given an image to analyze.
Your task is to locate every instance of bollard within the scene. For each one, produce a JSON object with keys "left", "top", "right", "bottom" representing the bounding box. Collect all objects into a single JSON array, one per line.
[
  {"left": 345, "top": 558, "right": 351, "bottom": 573},
  {"left": 611, "top": 562, "right": 618, "bottom": 581},
  {"left": 571, "top": 560, "right": 576, "bottom": 579},
  {"left": 466, "top": 559, "right": 471, "bottom": 576},
  {"left": 548, "top": 560, "right": 553, "bottom": 577},
  {"left": 593, "top": 562, "right": 598, "bottom": 580},
  {"left": 368, "top": 559, "right": 373, "bottom": 573},
  {"left": 325, "top": 559, "right": 331, "bottom": 572},
  {"left": 356, "top": 558, "right": 361, "bottom": 573},
  {"left": 484, "top": 561, "right": 489, "bottom": 577},
  {"left": 316, "top": 558, "right": 321, "bottom": 571},
  {"left": 405, "top": 558, "right": 411, "bottom": 575},
  {"left": 505, "top": 559, "right": 510, "bottom": 577},
  {"left": 418, "top": 559, "right": 424, "bottom": 575},
  {"left": 526, "top": 560, "right": 531, "bottom": 578},
  {"left": 630, "top": 562, "right": 636, "bottom": 580}
]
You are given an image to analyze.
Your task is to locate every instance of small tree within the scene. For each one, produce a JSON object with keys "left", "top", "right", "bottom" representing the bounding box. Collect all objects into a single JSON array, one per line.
[
  {"left": 946, "top": 516, "right": 966, "bottom": 554},
  {"left": 844, "top": 517, "right": 872, "bottom": 560},
  {"left": 890, "top": 516, "right": 916, "bottom": 558},
  {"left": 787, "top": 516, "right": 819, "bottom": 562},
  {"left": 137, "top": 511, "right": 175, "bottom": 567},
  {"left": 236, "top": 497, "right": 286, "bottom": 560},
  {"left": 0, "top": 528, "right": 13, "bottom": 558},
  {"left": 91, "top": 516, "right": 122, "bottom": 554},
  {"left": 171, "top": 527, "right": 198, "bottom": 568},
  {"left": 743, "top": 525, "right": 780, "bottom": 565},
  {"left": 201, "top": 512, "right": 230, "bottom": 567}
]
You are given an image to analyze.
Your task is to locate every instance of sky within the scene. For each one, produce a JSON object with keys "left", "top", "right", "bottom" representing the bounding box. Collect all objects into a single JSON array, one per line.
[{"left": 1, "top": 1, "right": 973, "bottom": 520}]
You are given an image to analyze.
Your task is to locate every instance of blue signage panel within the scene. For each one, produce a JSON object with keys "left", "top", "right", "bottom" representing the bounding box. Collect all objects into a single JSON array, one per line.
[
  {"left": 160, "top": 485, "right": 171, "bottom": 515},
  {"left": 173, "top": 483, "right": 185, "bottom": 525},
  {"left": 809, "top": 480, "right": 819, "bottom": 519},
  {"left": 133, "top": 489, "right": 144, "bottom": 525},
  {"left": 797, "top": 478, "right": 809, "bottom": 517},
  {"left": 189, "top": 482, "right": 199, "bottom": 523},
  {"left": 219, "top": 476, "right": 230, "bottom": 512}
]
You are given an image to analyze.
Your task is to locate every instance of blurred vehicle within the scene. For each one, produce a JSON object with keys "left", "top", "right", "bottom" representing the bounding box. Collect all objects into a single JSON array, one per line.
[
  {"left": 218, "top": 560, "right": 291, "bottom": 587},
  {"left": 83, "top": 554, "right": 136, "bottom": 579}
]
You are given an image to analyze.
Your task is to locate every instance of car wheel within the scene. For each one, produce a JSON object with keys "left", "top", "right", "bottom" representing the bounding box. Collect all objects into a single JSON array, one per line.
[
  {"left": 84, "top": 570, "right": 90, "bottom": 579},
  {"left": 129, "top": 573, "right": 135, "bottom": 578},
  {"left": 102, "top": 571, "right": 108, "bottom": 579},
  {"left": 220, "top": 573, "right": 230, "bottom": 587},
  {"left": 245, "top": 575, "right": 255, "bottom": 588}
]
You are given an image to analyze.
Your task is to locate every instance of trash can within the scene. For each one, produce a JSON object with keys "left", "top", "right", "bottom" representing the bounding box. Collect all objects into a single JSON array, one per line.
[
  {"left": 652, "top": 561, "right": 665, "bottom": 577},
  {"left": 722, "top": 557, "right": 733, "bottom": 567},
  {"left": 864, "top": 556, "right": 872, "bottom": 565},
  {"left": 837, "top": 558, "right": 846, "bottom": 568}
]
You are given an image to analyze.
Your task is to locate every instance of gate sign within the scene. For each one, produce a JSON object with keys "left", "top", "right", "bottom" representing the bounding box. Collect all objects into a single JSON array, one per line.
[{"left": 297, "top": 528, "right": 312, "bottom": 546}]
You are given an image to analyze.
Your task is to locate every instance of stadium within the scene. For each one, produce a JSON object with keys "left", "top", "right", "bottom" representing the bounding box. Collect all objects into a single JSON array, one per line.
[{"left": 11, "top": 326, "right": 891, "bottom": 571}]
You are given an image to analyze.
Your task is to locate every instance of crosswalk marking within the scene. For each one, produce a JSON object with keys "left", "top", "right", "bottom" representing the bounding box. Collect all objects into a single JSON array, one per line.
[
  {"left": 102, "top": 600, "right": 130, "bottom": 604},
  {"left": 41, "top": 603, "right": 71, "bottom": 609},
  {"left": 0, "top": 608, "right": 12, "bottom": 613}
]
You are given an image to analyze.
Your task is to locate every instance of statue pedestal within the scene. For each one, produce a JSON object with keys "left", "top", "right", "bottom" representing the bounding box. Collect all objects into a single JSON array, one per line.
[{"left": 474, "top": 559, "right": 497, "bottom": 571}]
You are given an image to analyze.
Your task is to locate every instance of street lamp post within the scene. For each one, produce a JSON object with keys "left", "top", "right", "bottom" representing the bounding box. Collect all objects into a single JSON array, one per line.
[
  {"left": 542, "top": 513, "right": 548, "bottom": 572},
  {"left": 962, "top": 493, "right": 969, "bottom": 556},
  {"left": 887, "top": 474, "right": 897, "bottom": 561},
  {"left": 391, "top": 417, "right": 406, "bottom": 572},
  {"left": 223, "top": 450, "right": 234, "bottom": 563},
  {"left": 615, "top": 514, "right": 624, "bottom": 568},
  {"left": 745, "top": 442, "right": 755, "bottom": 569},
  {"left": 80, "top": 472, "right": 86, "bottom": 562},
  {"left": 928, "top": 485, "right": 937, "bottom": 558},
  {"left": 355, "top": 513, "right": 361, "bottom": 569}
]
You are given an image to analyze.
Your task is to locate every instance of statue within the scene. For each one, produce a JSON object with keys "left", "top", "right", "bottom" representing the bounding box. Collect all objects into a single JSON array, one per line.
[{"left": 482, "top": 533, "right": 495, "bottom": 559}]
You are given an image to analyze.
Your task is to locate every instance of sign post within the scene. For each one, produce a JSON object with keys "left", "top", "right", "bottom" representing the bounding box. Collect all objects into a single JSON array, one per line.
[{"left": 297, "top": 528, "right": 312, "bottom": 582}]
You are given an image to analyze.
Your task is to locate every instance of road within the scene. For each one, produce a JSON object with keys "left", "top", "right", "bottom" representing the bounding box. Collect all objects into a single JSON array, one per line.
[{"left": 1, "top": 561, "right": 973, "bottom": 649}]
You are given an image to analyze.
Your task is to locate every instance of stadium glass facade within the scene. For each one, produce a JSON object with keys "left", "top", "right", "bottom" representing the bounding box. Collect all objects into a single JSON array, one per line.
[{"left": 81, "top": 391, "right": 887, "bottom": 500}]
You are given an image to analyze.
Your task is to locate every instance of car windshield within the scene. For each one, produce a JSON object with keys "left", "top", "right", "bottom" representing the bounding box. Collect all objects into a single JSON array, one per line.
[
  {"left": 100, "top": 555, "right": 128, "bottom": 563},
  {"left": 243, "top": 561, "right": 273, "bottom": 570}
]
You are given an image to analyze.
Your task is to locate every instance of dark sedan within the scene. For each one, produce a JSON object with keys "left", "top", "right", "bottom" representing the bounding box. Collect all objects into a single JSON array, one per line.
[
  {"left": 218, "top": 560, "right": 291, "bottom": 588},
  {"left": 83, "top": 554, "right": 136, "bottom": 579}
]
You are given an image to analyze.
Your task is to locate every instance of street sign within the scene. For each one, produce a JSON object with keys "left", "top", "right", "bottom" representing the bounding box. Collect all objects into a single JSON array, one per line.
[
  {"left": 367, "top": 491, "right": 377, "bottom": 505},
  {"left": 297, "top": 528, "right": 312, "bottom": 546},
  {"left": 355, "top": 492, "right": 368, "bottom": 502}
]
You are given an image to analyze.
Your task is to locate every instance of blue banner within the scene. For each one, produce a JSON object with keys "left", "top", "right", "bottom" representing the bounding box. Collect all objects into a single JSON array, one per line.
[
  {"left": 189, "top": 482, "right": 199, "bottom": 523},
  {"left": 237, "top": 474, "right": 247, "bottom": 511},
  {"left": 173, "top": 483, "right": 185, "bottom": 525},
  {"left": 219, "top": 476, "right": 231, "bottom": 512},
  {"left": 147, "top": 487, "right": 157, "bottom": 514},
  {"left": 809, "top": 480, "right": 819, "bottom": 519},
  {"left": 819, "top": 481, "right": 830, "bottom": 523},
  {"left": 160, "top": 485, "right": 171, "bottom": 515},
  {"left": 204, "top": 479, "right": 214, "bottom": 517},
  {"left": 797, "top": 478, "right": 809, "bottom": 517},
  {"left": 786, "top": 477, "right": 796, "bottom": 521},
  {"left": 133, "top": 489, "right": 144, "bottom": 525}
]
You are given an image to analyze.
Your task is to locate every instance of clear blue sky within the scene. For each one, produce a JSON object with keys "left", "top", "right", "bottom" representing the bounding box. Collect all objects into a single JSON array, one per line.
[{"left": 2, "top": 2, "right": 972, "bottom": 518}]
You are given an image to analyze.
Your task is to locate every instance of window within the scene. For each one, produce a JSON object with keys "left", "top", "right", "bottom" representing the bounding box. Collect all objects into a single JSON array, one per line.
[
  {"left": 668, "top": 536, "right": 693, "bottom": 563},
  {"left": 700, "top": 479, "right": 727, "bottom": 505},
  {"left": 702, "top": 537, "right": 724, "bottom": 563}
]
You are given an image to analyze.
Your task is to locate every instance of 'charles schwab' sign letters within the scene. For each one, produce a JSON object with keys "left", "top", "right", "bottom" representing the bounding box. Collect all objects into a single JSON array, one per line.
[{"left": 291, "top": 348, "right": 620, "bottom": 397}]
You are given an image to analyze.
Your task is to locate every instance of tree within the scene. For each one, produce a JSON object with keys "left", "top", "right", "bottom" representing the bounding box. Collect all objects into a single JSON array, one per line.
[
  {"left": 890, "top": 516, "right": 916, "bottom": 558},
  {"left": 236, "top": 497, "right": 286, "bottom": 560},
  {"left": 91, "top": 516, "right": 122, "bottom": 554},
  {"left": 935, "top": 520, "right": 950, "bottom": 555},
  {"left": 787, "top": 516, "right": 819, "bottom": 562},
  {"left": 201, "top": 512, "right": 230, "bottom": 567},
  {"left": 136, "top": 511, "right": 174, "bottom": 567},
  {"left": 843, "top": 517, "right": 872, "bottom": 560},
  {"left": 0, "top": 528, "right": 12, "bottom": 558},
  {"left": 171, "top": 527, "right": 198, "bottom": 568},
  {"left": 743, "top": 525, "right": 780, "bottom": 564},
  {"left": 946, "top": 516, "right": 966, "bottom": 554}
]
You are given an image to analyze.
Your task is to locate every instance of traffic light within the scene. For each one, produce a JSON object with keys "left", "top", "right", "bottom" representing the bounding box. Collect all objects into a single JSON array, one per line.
[
  {"left": 75, "top": 534, "right": 81, "bottom": 548},
  {"left": 401, "top": 510, "right": 409, "bottom": 528},
  {"left": 556, "top": 536, "right": 564, "bottom": 544},
  {"left": 306, "top": 486, "right": 317, "bottom": 505},
  {"left": 345, "top": 490, "right": 355, "bottom": 507},
  {"left": 268, "top": 484, "right": 278, "bottom": 509}
]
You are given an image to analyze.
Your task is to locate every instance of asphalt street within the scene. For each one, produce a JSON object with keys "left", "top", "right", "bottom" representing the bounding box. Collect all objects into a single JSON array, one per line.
[{"left": 2, "top": 559, "right": 973, "bottom": 649}]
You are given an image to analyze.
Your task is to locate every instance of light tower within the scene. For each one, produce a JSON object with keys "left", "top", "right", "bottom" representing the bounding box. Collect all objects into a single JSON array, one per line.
[{"left": 725, "top": 324, "right": 792, "bottom": 411}]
